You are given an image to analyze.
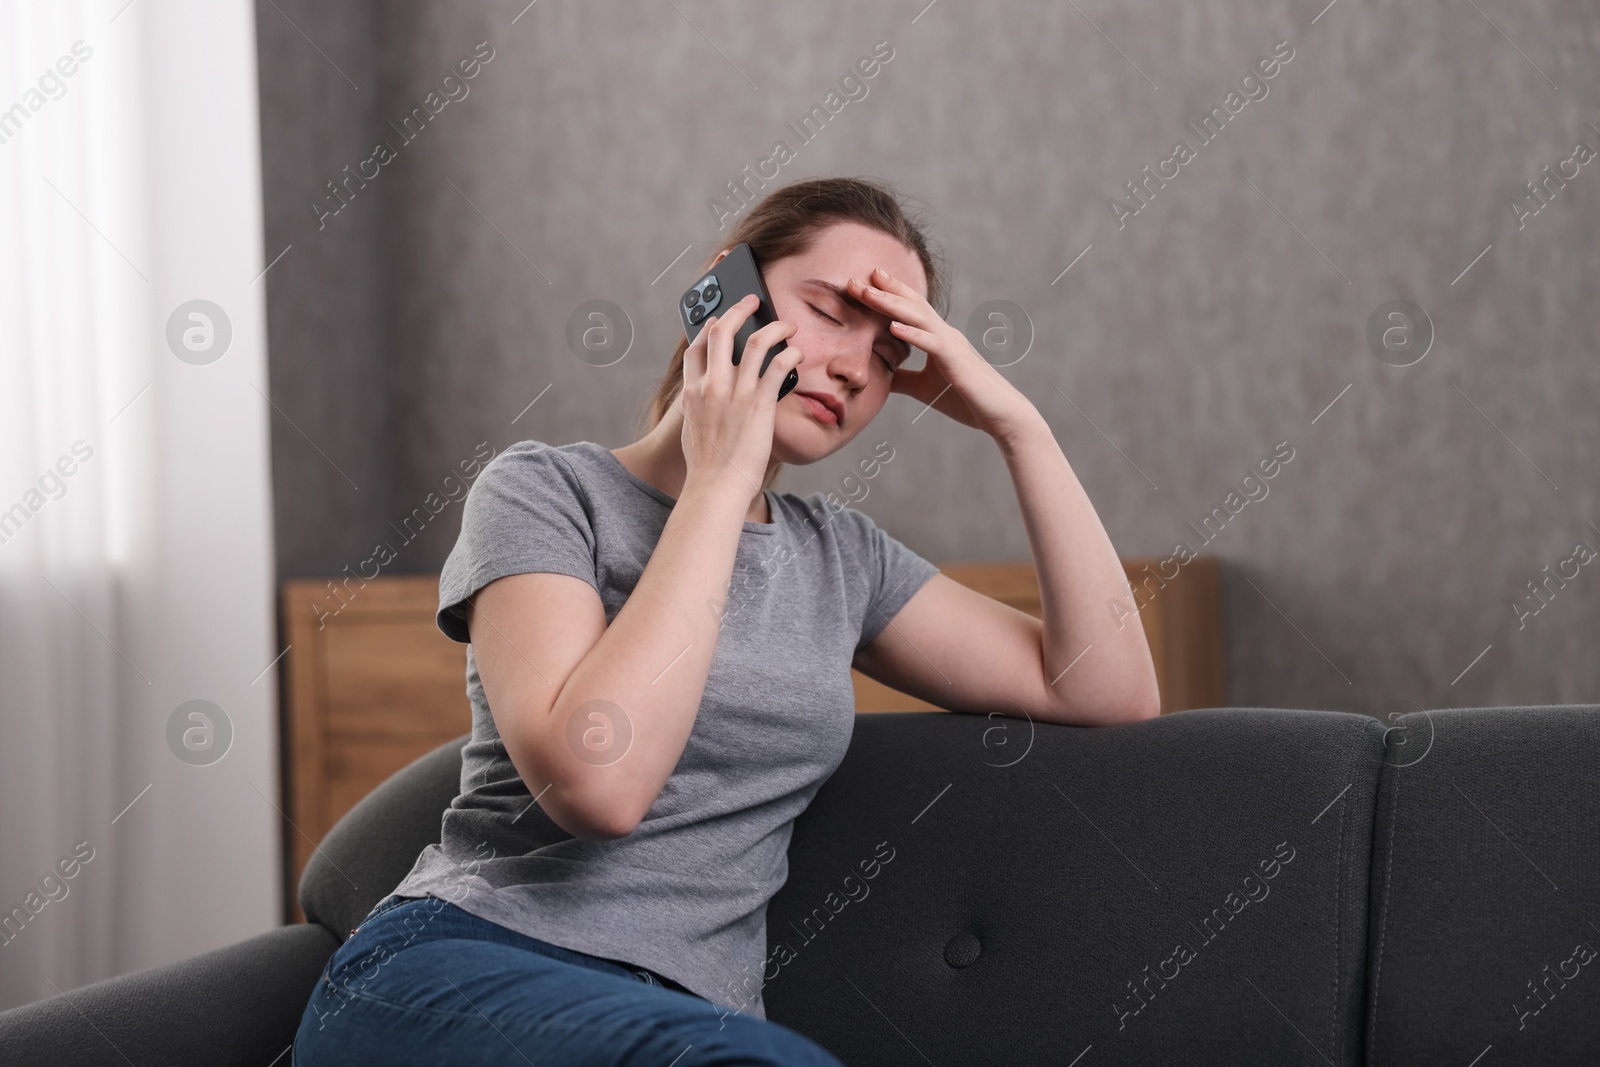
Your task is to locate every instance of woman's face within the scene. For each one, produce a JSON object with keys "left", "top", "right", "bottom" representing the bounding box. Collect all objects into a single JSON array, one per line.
[{"left": 713, "top": 221, "right": 929, "bottom": 466}]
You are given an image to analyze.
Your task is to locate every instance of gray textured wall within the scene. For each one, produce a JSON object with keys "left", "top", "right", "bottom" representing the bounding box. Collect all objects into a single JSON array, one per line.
[{"left": 256, "top": 0, "right": 1600, "bottom": 716}]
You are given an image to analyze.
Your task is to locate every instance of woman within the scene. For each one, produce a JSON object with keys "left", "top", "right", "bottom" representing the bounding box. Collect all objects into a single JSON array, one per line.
[{"left": 294, "top": 177, "right": 1160, "bottom": 1066}]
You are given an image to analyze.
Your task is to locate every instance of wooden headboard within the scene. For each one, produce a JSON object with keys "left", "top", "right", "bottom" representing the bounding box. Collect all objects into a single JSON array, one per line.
[{"left": 277, "top": 558, "right": 1222, "bottom": 921}]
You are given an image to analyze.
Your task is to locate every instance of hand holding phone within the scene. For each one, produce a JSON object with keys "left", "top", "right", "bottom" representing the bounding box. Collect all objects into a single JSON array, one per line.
[
  {"left": 677, "top": 290, "right": 803, "bottom": 504},
  {"left": 679, "top": 243, "right": 800, "bottom": 400}
]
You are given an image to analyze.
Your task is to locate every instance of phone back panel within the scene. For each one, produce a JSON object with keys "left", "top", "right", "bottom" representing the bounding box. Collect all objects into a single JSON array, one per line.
[{"left": 678, "top": 243, "right": 797, "bottom": 397}]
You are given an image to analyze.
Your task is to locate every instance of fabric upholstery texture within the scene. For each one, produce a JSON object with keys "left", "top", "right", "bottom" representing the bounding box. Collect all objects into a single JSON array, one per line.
[
  {"left": 763, "top": 709, "right": 1385, "bottom": 1065},
  {"left": 2, "top": 705, "right": 1595, "bottom": 1066},
  {"left": 298, "top": 734, "right": 473, "bottom": 941},
  {"left": 0, "top": 922, "right": 337, "bottom": 1067},
  {"left": 1363, "top": 705, "right": 1600, "bottom": 1066}
]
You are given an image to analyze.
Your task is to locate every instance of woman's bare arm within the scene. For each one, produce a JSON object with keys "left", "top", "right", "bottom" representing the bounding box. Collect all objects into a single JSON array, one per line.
[
  {"left": 467, "top": 476, "right": 754, "bottom": 840},
  {"left": 467, "top": 298, "right": 803, "bottom": 840},
  {"left": 850, "top": 416, "right": 1161, "bottom": 726},
  {"left": 841, "top": 267, "right": 1160, "bottom": 724}
]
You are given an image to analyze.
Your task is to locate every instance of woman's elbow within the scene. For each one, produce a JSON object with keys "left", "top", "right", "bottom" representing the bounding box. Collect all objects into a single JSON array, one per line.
[
  {"left": 503, "top": 723, "right": 643, "bottom": 841},
  {"left": 1124, "top": 698, "right": 1162, "bottom": 723},
  {"left": 530, "top": 779, "right": 641, "bottom": 842},
  {"left": 1116, "top": 682, "right": 1163, "bottom": 723},
  {"left": 1050, "top": 684, "right": 1161, "bottom": 726}
]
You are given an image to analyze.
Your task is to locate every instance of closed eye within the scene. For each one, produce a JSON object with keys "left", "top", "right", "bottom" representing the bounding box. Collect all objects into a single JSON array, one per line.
[
  {"left": 808, "top": 302, "right": 896, "bottom": 374},
  {"left": 807, "top": 302, "right": 841, "bottom": 326}
]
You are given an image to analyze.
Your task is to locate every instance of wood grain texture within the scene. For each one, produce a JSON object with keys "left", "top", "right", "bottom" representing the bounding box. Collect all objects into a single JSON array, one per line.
[
  {"left": 849, "top": 558, "right": 1225, "bottom": 714},
  {"left": 279, "top": 575, "right": 470, "bottom": 923}
]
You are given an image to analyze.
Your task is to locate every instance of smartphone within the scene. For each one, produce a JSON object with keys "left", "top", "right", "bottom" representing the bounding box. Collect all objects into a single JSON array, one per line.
[{"left": 678, "top": 242, "right": 800, "bottom": 400}]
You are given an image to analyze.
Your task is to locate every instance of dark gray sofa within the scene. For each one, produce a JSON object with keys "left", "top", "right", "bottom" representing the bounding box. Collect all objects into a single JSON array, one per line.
[{"left": 2, "top": 705, "right": 1595, "bottom": 1065}]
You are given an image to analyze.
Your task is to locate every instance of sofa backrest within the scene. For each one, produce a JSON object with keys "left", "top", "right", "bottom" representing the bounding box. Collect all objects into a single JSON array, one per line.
[
  {"left": 311, "top": 707, "right": 1588, "bottom": 1065},
  {"left": 1363, "top": 704, "right": 1600, "bottom": 1065},
  {"left": 762, "top": 708, "right": 1386, "bottom": 1065}
]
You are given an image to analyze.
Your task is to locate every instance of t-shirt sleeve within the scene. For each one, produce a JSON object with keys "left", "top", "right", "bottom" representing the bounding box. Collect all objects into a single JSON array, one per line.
[
  {"left": 435, "top": 442, "right": 600, "bottom": 644},
  {"left": 845, "top": 505, "right": 941, "bottom": 653}
]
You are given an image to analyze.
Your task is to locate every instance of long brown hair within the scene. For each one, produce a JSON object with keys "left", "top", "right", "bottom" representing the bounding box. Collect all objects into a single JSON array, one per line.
[{"left": 638, "top": 176, "right": 949, "bottom": 490}]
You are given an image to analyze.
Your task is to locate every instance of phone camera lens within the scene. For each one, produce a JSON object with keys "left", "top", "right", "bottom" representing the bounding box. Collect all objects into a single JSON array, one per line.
[
  {"left": 683, "top": 292, "right": 698, "bottom": 308},
  {"left": 702, "top": 284, "right": 719, "bottom": 302},
  {"left": 688, "top": 305, "right": 705, "bottom": 325}
]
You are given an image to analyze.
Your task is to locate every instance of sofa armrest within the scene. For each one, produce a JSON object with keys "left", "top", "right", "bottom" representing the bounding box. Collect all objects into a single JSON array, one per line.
[
  {"left": 299, "top": 733, "right": 469, "bottom": 941},
  {"left": 0, "top": 921, "right": 339, "bottom": 1067}
]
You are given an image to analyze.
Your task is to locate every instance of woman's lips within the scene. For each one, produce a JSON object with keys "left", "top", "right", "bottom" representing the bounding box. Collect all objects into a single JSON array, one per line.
[{"left": 797, "top": 393, "right": 839, "bottom": 427}]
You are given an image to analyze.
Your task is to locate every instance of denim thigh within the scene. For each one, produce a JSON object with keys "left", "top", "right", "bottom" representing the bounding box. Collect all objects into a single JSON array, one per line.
[{"left": 294, "top": 894, "right": 843, "bottom": 1067}]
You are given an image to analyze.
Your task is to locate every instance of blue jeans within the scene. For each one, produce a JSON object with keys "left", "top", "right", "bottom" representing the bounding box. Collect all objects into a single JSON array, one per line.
[{"left": 293, "top": 894, "right": 844, "bottom": 1066}]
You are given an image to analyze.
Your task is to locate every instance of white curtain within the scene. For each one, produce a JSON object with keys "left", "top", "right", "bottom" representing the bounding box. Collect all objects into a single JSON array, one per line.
[{"left": 0, "top": 0, "right": 280, "bottom": 1011}]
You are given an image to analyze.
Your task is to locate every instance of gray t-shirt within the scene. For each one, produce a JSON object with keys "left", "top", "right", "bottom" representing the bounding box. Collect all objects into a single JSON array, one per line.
[{"left": 389, "top": 438, "right": 939, "bottom": 1020}]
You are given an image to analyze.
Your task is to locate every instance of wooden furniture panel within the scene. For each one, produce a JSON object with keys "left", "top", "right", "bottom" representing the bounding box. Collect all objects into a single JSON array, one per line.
[
  {"left": 324, "top": 620, "right": 473, "bottom": 735},
  {"left": 849, "top": 557, "right": 1224, "bottom": 714},
  {"left": 279, "top": 575, "right": 471, "bottom": 924},
  {"left": 277, "top": 560, "right": 1224, "bottom": 923},
  {"left": 325, "top": 733, "right": 464, "bottom": 817}
]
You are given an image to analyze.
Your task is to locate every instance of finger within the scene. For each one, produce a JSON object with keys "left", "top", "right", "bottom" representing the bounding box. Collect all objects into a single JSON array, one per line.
[
  {"left": 705, "top": 293, "right": 758, "bottom": 391},
  {"left": 678, "top": 318, "right": 712, "bottom": 442},
  {"left": 760, "top": 340, "right": 805, "bottom": 401},
  {"left": 702, "top": 302, "right": 743, "bottom": 394},
  {"left": 868, "top": 266, "right": 919, "bottom": 298},
  {"left": 736, "top": 319, "right": 797, "bottom": 395},
  {"left": 849, "top": 274, "right": 934, "bottom": 329},
  {"left": 847, "top": 273, "right": 941, "bottom": 335},
  {"left": 888, "top": 318, "right": 938, "bottom": 355},
  {"left": 685, "top": 313, "right": 713, "bottom": 388}
]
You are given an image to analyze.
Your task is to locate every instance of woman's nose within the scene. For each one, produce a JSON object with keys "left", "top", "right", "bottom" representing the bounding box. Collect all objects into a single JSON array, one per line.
[{"left": 824, "top": 343, "right": 871, "bottom": 387}]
